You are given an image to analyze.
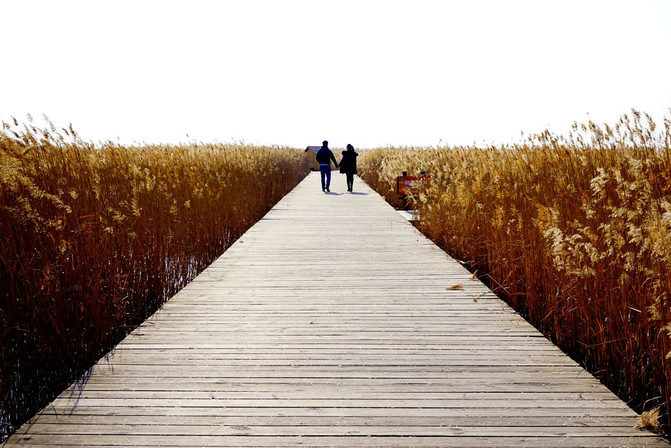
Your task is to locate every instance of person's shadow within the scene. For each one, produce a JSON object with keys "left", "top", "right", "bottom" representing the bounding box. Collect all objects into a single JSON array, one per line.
[{"left": 348, "top": 192, "right": 368, "bottom": 195}]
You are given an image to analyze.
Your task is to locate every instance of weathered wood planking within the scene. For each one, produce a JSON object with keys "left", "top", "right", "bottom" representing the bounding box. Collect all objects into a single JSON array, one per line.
[{"left": 6, "top": 172, "right": 667, "bottom": 447}]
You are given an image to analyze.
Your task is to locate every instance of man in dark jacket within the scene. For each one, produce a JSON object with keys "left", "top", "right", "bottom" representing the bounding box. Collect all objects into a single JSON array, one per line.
[{"left": 316, "top": 140, "right": 338, "bottom": 192}]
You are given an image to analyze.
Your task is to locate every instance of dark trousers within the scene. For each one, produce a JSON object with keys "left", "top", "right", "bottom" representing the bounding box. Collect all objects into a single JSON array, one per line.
[
  {"left": 346, "top": 173, "right": 354, "bottom": 191},
  {"left": 319, "top": 164, "right": 331, "bottom": 190}
]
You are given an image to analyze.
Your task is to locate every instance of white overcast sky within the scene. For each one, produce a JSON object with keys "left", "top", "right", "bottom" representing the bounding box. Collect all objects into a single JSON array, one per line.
[{"left": 2, "top": 0, "right": 671, "bottom": 148}]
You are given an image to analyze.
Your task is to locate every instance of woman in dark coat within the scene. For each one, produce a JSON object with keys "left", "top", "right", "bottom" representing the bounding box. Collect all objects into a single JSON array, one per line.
[{"left": 339, "top": 143, "right": 359, "bottom": 192}]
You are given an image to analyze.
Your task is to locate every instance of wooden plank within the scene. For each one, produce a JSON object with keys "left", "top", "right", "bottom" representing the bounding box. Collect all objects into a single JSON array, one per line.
[
  {"left": 9, "top": 424, "right": 661, "bottom": 437},
  {"left": 5, "top": 173, "right": 667, "bottom": 447},
  {"left": 21, "top": 414, "right": 642, "bottom": 427},
  {"left": 31, "top": 405, "right": 640, "bottom": 418},
  {"left": 3, "top": 435, "right": 666, "bottom": 448}
]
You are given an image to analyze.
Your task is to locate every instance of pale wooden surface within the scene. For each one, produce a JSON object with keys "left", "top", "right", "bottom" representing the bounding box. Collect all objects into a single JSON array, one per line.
[{"left": 6, "top": 172, "right": 668, "bottom": 447}]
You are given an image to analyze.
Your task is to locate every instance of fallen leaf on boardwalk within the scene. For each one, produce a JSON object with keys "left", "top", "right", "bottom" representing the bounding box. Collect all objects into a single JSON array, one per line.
[
  {"left": 472, "top": 296, "right": 478, "bottom": 302},
  {"left": 635, "top": 407, "right": 660, "bottom": 431},
  {"left": 446, "top": 284, "right": 463, "bottom": 290},
  {"left": 469, "top": 270, "right": 478, "bottom": 280}
]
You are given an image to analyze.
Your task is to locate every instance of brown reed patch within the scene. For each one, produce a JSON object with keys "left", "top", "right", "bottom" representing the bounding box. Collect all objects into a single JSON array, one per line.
[
  {"left": 0, "top": 118, "right": 312, "bottom": 439},
  {"left": 359, "top": 109, "right": 671, "bottom": 435}
]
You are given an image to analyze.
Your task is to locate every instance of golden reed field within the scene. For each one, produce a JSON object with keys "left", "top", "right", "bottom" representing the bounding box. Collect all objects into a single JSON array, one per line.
[
  {"left": 2, "top": 110, "right": 671, "bottom": 438},
  {"left": 0, "top": 118, "right": 312, "bottom": 438},
  {"left": 359, "top": 110, "right": 671, "bottom": 433}
]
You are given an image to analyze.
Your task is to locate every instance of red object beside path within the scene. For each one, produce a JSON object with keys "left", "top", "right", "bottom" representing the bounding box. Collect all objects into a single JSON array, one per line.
[{"left": 397, "top": 175, "right": 430, "bottom": 196}]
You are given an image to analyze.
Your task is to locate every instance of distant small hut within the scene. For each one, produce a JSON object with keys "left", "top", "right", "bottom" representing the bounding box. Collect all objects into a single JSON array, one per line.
[{"left": 305, "top": 146, "right": 322, "bottom": 170}]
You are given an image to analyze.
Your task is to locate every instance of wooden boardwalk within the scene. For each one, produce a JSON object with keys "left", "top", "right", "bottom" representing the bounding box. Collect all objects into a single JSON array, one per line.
[{"left": 6, "top": 173, "right": 668, "bottom": 447}]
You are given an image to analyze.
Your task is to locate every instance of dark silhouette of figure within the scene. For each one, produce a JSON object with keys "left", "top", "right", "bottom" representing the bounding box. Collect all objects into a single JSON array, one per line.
[
  {"left": 339, "top": 143, "right": 358, "bottom": 192},
  {"left": 316, "top": 140, "right": 338, "bottom": 192}
]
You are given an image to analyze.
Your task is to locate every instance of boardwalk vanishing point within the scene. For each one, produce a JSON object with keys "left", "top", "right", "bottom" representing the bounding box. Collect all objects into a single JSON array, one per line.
[{"left": 6, "top": 172, "right": 669, "bottom": 447}]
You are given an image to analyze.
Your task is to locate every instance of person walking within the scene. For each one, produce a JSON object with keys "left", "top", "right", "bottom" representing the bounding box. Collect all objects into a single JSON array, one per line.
[
  {"left": 339, "top": 143, "right": 359, "bottom": 192},
  {"left": 316, "top": 140, "right": 338, "bottom": 192}
]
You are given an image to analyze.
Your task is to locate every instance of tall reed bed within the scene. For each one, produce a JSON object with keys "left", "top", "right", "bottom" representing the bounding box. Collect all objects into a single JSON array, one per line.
[
  {"left": 359, "top": 110, "right": 671, "bottom": 432},
  {"left": 0, "top": 120, "right": 312, "bottom": 439}
]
